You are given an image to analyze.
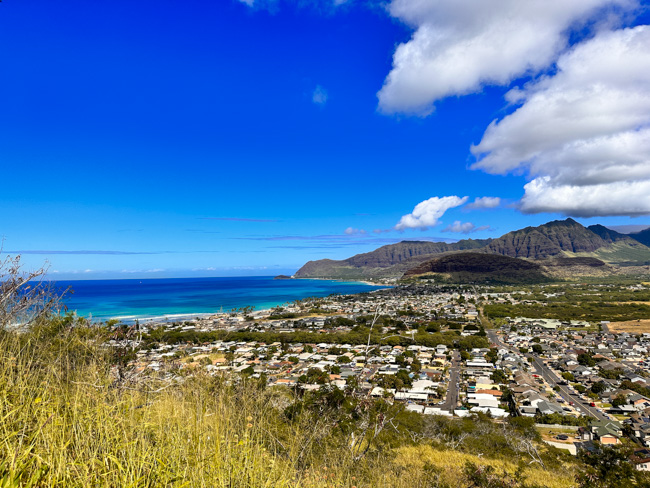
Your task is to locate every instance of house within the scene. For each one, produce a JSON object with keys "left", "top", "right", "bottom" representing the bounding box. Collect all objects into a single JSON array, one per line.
[
  {"left": 632, "top": 449, "right": 650, "bottom": 471},
  {"left": 588, "top": 420, "right": 623, "bottom": 445}
]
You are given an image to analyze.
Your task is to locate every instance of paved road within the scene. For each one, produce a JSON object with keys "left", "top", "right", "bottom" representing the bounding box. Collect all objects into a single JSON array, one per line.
[
  {"left": 487, "top": 329, "right": 609, "bottom": 421},
  {"left": 529, "top": 356, "right": 609, "bottom": 421},
  {"left": 442, "top": 351, "right": 461, "bottom": 412}
]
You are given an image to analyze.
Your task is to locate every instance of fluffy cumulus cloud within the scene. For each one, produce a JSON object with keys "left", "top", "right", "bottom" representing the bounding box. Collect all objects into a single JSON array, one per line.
[
  {"left": 395, "top": 196, "right": 467, "bottom": 230},
  {"left": 377, "top": 0, "right": 635, "bottom": 115},
  {"left": 472, "top": 26, "right": 650, "bottom": 217},
  {"left": 465, "top": 197, "right": 501, "bottom": 210}
]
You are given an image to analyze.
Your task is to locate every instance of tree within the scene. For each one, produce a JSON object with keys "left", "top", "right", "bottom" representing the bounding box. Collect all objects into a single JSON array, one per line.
[
  {"left": 426, "top": 322, "right": 440, "bottom": 333},
  {"left": 612, "top": 395, "right": 627, "bottom": 407},
  {"left": 577, "top": 353, "right": 596, "bottom": 367},
  {"left": 562, "top": 372, "right": 575, "bottom": 382},
  {"left": 485, "top": 348, "right": 498, "bottom": 364},
  {"left": 532, "top": 344, "right": 543, "bottom": 355},
  {"left": 0, "top": 255, "right": 64, "bottom": 329},
  {"left": 577, "top": 445, "right": 646, "bottom": 488},
  {"left": 591, "top": 381, "right": 607, "bottom": 395},
  {"left": 491, "top": 369, "right": 507, "bottom": 384}
]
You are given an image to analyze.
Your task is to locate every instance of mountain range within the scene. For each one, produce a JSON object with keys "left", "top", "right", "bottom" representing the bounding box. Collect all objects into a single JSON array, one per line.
[{"left": 294, "top": 219, "right": 650, "bottom": 282}]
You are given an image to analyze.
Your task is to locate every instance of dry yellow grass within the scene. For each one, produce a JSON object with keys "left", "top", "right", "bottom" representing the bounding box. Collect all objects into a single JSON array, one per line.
[
  {"left": 391, "top": 446, "right": 576, "bottom": 488},
  {"left": 0, "top": 320, "right": 581, "bottom": 488},
  {"left": 608, "top": 319, "right": 650, "bottom": 333}
]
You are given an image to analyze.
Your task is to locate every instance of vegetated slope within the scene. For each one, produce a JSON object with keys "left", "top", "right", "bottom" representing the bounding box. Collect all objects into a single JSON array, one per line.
[
  {"left": 402, "top": 252, "right": 551, "bottom": 284},
  {"left": 485, "top": 218, "right": 608, "bottom": 258},
  {"left": 0, "top": 318, "right": 581, "bottom": 488},
  {"left": 481, "top": 219, "right": 650, "bottom": 264},
  {"left": 294, "top": 239, "right": 490, "bottom": 279},
  {"left": 630, "top": 227, "right": 650, "bottom": 247},
  {"left": 587, "top": 224, "right": 632, "bottom": 243},
  {"left": 539, "top": 256, "right": 613, "bottom": 279},
  {"left": 294, "top": 219, "right": 650, "bottom": 279}
]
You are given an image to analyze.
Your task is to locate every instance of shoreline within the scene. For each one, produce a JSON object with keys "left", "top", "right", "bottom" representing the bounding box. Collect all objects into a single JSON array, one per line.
[
  {"left": 292, "top": 276, "right": 388, "bottom": 287},
  {"left": 65, "top": 279, "right": 390, "bottom": 324}
]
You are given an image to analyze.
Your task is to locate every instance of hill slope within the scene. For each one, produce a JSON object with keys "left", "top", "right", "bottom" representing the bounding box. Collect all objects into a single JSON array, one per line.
[
  {"left": 294, "top": 239, "right": 490, "bottom": 279},
  {"left": 484, "top": 218, "right": 609, "bottom": 258},
  {"left": 294, "top": 219, "right": 650, "bottom": 279},
  {"left": 630, "top": 227, "right": 650, "bottom": 247},
  {"left": 403, "top": 252, "right": 550, "bottom": 284}
]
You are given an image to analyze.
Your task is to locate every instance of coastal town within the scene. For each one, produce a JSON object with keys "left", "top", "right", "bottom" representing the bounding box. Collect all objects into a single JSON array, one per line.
[{"left": 116, "top": 280, "right": 650, "bottom": 468}]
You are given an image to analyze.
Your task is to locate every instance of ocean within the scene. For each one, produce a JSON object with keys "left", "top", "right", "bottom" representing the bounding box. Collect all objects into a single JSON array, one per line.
[{"left": 52, "top": 276, "right": 386, "bottom": 322}]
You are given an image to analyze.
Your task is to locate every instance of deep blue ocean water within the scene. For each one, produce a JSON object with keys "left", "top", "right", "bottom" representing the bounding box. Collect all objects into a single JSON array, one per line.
[{"left": 52, "top": 276, "right": 386, "bottom": 322}]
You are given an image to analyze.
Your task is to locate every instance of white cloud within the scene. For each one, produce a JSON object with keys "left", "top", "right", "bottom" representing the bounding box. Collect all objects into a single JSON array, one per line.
[
  {"left": 442, "top": 221, "right": 492, "bottom": 234},
  {"left": 312, "top": 85, "right": 328, "bottom": 105},
  {"left": 238, "top": 0, "right": 255, "bottom": 5},
  {"left": 395, "top": 196, "right": 467, "bottom": 230},
  {"left": 344, "top": 227, "right": 367, "bottom": 235},
  {"left": 521, "top": 178, "right": 650, "bottom": 217},
  {"left": 465, "top": 197, "right": 501, "bottom": 210},
  {"left": 377, "top": 0, "right": 635, "bottom": 115},
  {"left": 443, "top": 221, "right": 475, "bottom": 234},
  {"left": 472, "top": 26, "right": 650, "bottom": 217}
]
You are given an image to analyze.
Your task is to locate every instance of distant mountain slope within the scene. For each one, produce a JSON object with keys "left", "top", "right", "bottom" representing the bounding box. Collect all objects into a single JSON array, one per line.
[
  {"left": 630, "top": 227, "right": 650, "bottom": 247},
  {"left": 403, "top": 252, "right": 550, "bottom": 284},
  {"left": 587, "top": 224, "right": 632, "bottom": 243},
  {"left": 294, "top": 239, "right": 490, "bottom": 279},
  {"left": 484, "top": 218, "right": 607, "bottom": 258},
  {"left": 294, "top": 219, "right": 650, "bottom": 279}
]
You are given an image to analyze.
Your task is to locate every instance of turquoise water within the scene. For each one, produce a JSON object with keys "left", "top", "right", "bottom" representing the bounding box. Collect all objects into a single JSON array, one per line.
[{"left": 53, "top": 276, "right": 385, "bottom": 322}]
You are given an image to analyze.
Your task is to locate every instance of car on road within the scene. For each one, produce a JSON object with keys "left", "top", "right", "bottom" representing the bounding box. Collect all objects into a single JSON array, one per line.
[{"left": 589, "top": 402, "right": 596, "bottom": 407}]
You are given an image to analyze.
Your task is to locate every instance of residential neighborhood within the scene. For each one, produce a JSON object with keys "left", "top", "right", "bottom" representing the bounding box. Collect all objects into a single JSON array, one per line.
[{"left": 118, "top": 281, "right": 650, "bottom": 469}]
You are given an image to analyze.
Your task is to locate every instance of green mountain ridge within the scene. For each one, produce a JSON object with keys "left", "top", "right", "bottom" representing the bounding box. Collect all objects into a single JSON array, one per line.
[
  {"left": 294, "top": 219, "right": 650, "bottom": 280},
  {"left": 630, "top": 227, "right": 650, "bottom": 247},
  {"left": 294, "top": 239, "right": 491, "bottom": 279}
]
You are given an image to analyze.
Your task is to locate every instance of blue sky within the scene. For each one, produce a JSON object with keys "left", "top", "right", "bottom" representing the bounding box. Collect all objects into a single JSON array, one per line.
[{"left": 2, "top": 0, "right": 650, "bottom": 278}]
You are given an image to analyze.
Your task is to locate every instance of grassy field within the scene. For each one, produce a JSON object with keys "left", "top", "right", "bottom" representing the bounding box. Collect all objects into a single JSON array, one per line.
[
  {"left": 391, "top": 446, "right": 576, "bottom": 488},
  {"left": 608, "top": 319, "right": 650, "bottom": 333}
]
